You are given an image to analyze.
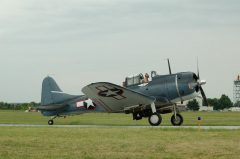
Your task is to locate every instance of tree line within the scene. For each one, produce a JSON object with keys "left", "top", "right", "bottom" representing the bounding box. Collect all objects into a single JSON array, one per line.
[
  {"left": 0, "top": 102, "right": 40, "bottom": 110},
  {"left": 187, "top": 94, "right": 236, "bottom": 111}
]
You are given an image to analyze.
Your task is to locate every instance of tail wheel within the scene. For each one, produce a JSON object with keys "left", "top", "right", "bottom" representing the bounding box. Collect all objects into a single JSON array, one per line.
[
  {"left": 48, "top": 120, "right": 54, "bottom": 125},
  {"left": 171, "top": 114, "right": 183, "bottom": 126},
  {"left": 148, "top": 113, "right": 162, "bottom": 126}
]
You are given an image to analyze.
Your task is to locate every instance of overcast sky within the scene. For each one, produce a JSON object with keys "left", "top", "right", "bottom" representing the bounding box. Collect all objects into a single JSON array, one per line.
[{"left": 0, "top": 0, "right": 240, "bottom": 102}]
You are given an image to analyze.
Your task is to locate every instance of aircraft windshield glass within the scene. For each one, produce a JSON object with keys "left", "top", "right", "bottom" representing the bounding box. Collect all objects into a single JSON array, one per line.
[
  {"left": 126, "top": 74, "right": 144, "bottom": 86},
  {"left": 151, "top": 71, "right": 157, "bottom": 78}
]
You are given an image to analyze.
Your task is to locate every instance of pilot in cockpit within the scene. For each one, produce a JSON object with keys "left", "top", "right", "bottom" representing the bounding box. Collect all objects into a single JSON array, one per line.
[{"left": 144, "top": 73, "right": 149, "bottom": 83}]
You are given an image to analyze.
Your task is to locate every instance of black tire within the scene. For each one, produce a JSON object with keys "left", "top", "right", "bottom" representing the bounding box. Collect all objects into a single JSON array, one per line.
[
  {"left": 171, "top": 114, "right": 183, "bottom": 126},
  {"left": 48, "top": 120, "right": 54, "bottom": 125},
  {"left": 133, "top": 113, "right": 143, "bottom": 120},
  {"left": 148, "top": 113, "right": 162, "bottom": 126},
  {"left": 135, "top": 115, "right": 142, "bottom": 120}
]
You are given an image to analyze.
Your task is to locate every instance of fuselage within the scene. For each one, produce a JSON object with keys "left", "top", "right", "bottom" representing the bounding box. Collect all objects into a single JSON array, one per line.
[
  {"left": 127, "top": 72, "right": 199, "bottom": 106},
  {"left": 41, "top": 96, "right": 105, "bottom": 116}
]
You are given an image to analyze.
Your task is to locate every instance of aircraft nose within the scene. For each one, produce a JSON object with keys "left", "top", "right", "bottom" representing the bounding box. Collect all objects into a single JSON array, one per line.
[
  {"left": 198, "top": 79, "right": 206, "bottom": 86},
  {"left": 191, "top": 73, "right": 207, "bottom": 92}
]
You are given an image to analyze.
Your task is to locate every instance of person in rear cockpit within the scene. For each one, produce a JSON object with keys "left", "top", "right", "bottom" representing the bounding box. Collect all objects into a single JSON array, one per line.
[{"left": 144, "top": 73, "right": 149, "bottom": 83}]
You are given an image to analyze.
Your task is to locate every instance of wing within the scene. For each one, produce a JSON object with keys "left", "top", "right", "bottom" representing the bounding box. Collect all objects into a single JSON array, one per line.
[{"left": 82, "top": 82, "right": 155, "bottom": 112}]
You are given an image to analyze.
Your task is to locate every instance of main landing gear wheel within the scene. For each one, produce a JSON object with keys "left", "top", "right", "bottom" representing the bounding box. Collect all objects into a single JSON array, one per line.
[
  {"left": 148, "top": 113, "right": 162, "bottom": 126},
  {"left": 171, "top": 114, "right": 183, "bottom": 126},
  {"left": 48, "top": 120, "right": 54, "bottom": 125}
]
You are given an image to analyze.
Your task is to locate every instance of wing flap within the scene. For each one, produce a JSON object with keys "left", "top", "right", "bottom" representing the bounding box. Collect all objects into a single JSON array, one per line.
[{"left": 82, "top": 82, "right": 155, "bottom": 112}]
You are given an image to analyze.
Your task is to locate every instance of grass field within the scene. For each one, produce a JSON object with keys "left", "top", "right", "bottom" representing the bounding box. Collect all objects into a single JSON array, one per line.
[
  {"left": 0, "top": 110, "right": 239, "bottom": 126},
  {"left": 0, "top": 127, "right": 239, "bottom": 159},
  {"left": 0, "top": 111, "right": 240, "bottom": 159}
]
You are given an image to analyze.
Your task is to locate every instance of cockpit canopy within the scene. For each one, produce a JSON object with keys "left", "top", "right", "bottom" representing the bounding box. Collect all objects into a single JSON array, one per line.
[
  {"left": 123, "top": 71, "right": 158, "bottom": 87},
  {"left": 125, "top": 73, "right": 144, "bottom": 87}
]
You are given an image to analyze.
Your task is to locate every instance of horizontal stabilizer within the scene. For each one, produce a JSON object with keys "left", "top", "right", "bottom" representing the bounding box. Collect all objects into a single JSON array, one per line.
[
  {"left": 37, "top": 104, "right": 66, "bottom": 111},
  {"left": 50, "top": 91, "right": 80, "bottom": 104}
]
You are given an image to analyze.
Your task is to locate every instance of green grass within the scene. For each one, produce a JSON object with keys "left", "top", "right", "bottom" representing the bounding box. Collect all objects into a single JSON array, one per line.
[
  {"left": 0, "top": 127, "right": 239, "bottom": 159},
  {"left": 0, "top": 110, "right": 240, "bottom": 126},
  {"left": 0, "top": 111, "right": 240, "bottom": 159}
]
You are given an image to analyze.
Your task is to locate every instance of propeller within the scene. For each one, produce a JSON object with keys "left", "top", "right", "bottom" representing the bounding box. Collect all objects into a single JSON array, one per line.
[
  {"left": 167, "top": 58, "right": 172, "bottom": 75},
  {"left": 194, "top": 58, "right": 209, "bottom": 106}
]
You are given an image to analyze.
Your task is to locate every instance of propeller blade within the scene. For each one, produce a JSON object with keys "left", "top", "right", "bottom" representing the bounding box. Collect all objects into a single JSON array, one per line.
[
  {"left": 195, "top": 85, "right": 199, "bottom": 92},
  {"left": 197, "top": 57, "right": 200, "bottom": 79},
  {"left": 193, "top": 73, "right": 199, "bottom": 81},
  {"left": 199, "top": 86, "right": 208, "bottom": 106},
  {"left": 167, "top": 58, "right": 172, "bottom": 75}
]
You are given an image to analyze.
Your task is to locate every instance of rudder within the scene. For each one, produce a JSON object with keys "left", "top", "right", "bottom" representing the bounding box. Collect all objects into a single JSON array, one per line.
[{"left": 41, "top": 76, "right": 62, "bottom": 106}]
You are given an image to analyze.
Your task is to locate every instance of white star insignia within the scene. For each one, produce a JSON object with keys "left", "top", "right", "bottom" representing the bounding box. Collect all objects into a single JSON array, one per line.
[
  {"left": 84, "top": 99, "right": 95, "bottom": 109},
  {"left": 76, "top": 99, "right": 96, "bottom": 110}
]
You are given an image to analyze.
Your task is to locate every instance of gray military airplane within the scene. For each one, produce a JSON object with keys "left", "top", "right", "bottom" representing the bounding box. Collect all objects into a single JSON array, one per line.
[
  {"left": 37, "top": 76, "right": 104, "bottom": 125},
  {"left": 82, "top": 60, "right": 208, "bottom": 126}
]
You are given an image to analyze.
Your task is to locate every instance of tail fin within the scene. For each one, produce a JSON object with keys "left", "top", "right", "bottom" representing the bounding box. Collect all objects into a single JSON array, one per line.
[
  {"left": 41, "top": 76, "right": 63, "bottom": 105},
  {"left": 41, "top": 76, "right": 80, "bottom": 106}
]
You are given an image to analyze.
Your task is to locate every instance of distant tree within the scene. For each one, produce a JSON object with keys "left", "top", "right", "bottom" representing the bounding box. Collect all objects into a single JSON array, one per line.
[
  {"left": 0, "top": 102, "right": 12, "bottom": 110},
  {"left": 29, "top": 102, "right": 39, "bottom": 108},
  {"left": 206, "top": 98, "right": 220, "bottom": 110},
  {"left": 0, "top": 102, "right": 4, "bottom": 109},
  {"left": 234, "top": 101, "right": 240, "bottom": 107},
  {"left": 205, "top": 95, "right": 233, "bottom": 110},
  {"left": 187, "top": 99, "right": 200, "bottom": 111},
  {"left": 0, "top": 102, "right": 40, "bottom": 110},
  {"left": 19, "top": 103, "right": 29, "bottom": 110},
  {"left": 218, "top": 94, "right": 233, "bottom": 110}
]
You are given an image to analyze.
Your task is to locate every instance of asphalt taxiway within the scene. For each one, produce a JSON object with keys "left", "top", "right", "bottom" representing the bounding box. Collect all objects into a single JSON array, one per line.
[{"left": 0, "top": 124, "right": 240, "bottom": 129}]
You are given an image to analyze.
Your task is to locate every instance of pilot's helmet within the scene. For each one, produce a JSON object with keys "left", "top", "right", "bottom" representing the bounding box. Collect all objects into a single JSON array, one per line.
[{"left": 145, "top": 73, "right": 149, "bottom": 78}]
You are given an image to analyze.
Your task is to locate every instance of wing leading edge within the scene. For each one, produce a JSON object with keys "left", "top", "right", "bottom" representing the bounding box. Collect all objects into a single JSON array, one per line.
[{"left": 82, "top": 82, "right": 156, "bottom": 113}]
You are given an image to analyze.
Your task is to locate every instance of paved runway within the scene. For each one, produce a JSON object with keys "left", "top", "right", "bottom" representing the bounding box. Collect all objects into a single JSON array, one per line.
[{"left": 0, "top": 124, "right": 240, "bottom": 129}]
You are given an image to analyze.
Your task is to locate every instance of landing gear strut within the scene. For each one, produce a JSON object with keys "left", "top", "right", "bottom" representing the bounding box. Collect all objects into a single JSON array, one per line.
[{"left": 171, "top": 104, "right": 183, "bottom": 126}]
